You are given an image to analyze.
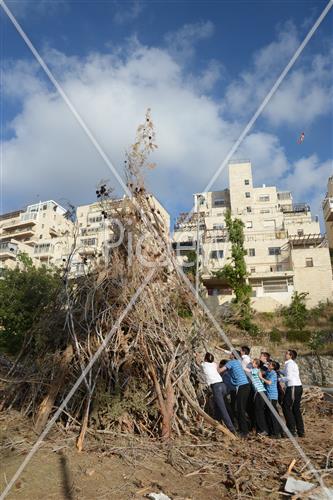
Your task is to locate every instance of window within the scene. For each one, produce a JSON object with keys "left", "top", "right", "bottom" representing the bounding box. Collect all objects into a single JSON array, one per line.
[
  {"left": 305, "top": 258, "right": 314, "bottom": 267},
  {"left": 89, "top": 216, "right": 103, "bottom": 224},
  {"left": 297, "top": 229, "right": 304, "bottom": 236},
  {"left": 260, "top": 209, "right": 270, "bottom": 214},
  {"left": 259, "top": 195, "right": 270, "bottom": 202},
  {"left": 245, "top": 221, "right": 253, "bottom": 229},
  {"left": 245, "top": 192, "right": 251, "bottom": 198},
  {"left": 43, "top": 213, "right": 46, "bottom": 218},
  {"left": 39, "top": 235, "right": 43, "bottom": 239},
  {"left": 41, "top": 224, "right": 44, "bottom": 228},
  {"left": 250, "top": 267, "right": 256, "bottom": 273},
  {"left": 244, "top": 179, "right": 250, "bottom": 185},
  {"left": 213, "top": 237, "right": 225, "bottom": 243},
  {"left": 268, "top": 247, "right": 281, "bottom": 256},
  {"left": 246, "top": 206, "right": 252, "bottom": 213},
  {"left": 263, "top": 279, "right": 288, "bottom": 293},
  {"left": 210, "top": 250, "right": 224, "bottom": 259},
  {"left": 213, "top": 223, "right": 224, "bottom": 230},
  {"left": 270, "top": 264, "right": 282, "bottom": 272},
  {"left": 214, "top": 199, "right": 225, "bottom": 207},
  {"left": 263, "top": 220, "right": 275, "bottom": 228},
  {"left": 248, "top": 248, "right": 255, "bottom": 257},
  {"left": 81, "top": 238, "right": 97, "bottom": 246}
]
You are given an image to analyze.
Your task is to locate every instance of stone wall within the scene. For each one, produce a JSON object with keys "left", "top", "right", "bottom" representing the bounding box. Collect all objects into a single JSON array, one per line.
[{"left": 297, "top": 354, "right": 333, "bottom": 386}]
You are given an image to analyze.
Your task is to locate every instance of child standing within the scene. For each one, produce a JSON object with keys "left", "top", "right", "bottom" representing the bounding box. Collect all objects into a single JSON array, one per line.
[
  {"left": 246, "top": 358, "right": 269, "bottom": 435},
  {"left": 264, "top": 361, "right": 282, "bottom": 438}
]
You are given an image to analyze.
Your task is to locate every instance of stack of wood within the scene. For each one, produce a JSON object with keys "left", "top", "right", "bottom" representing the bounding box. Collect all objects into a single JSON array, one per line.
[{"left": 0, "top": 111, "right": 235, "bottom": 449}]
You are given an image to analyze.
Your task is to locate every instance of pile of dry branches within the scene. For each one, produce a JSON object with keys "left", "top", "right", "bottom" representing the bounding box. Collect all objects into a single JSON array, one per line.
[{"left": 0, "top": 111, "right": 233, "bottom": 449}]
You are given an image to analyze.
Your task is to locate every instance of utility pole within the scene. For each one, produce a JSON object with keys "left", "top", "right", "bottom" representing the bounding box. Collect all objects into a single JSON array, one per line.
[{"left": 195, "top": 194, "right": 205, "bottom": 300}]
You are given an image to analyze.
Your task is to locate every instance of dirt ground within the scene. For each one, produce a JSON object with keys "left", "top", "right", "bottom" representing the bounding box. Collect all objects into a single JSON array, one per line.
[{"left": 0, "top": 400, "right": 332, "bottom": 500}]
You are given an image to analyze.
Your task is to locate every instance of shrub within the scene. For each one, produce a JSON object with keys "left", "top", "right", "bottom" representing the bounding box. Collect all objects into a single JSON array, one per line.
[
  {"left": 286, "top": 330, "right": 311, "bottom": 343},
  {"left": 282, "top": 292, "right": 308, "bottom": 332},
  {"left": 269, "top": 328, "right": 282, "bottom": 343}
]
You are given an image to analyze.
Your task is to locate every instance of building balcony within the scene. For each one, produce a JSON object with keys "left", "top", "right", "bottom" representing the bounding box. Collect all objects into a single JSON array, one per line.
[
  {"left": 2, "top": 226, "right": 36, "bottom": 239},
  {"left": 0, "top": 242, "right": 18, "bottom": 260},
  {"left": 280, "top": 203, "right": 310, "bottom": 214},
  {"left": 2, "top": 216, "right": 37, "bottom": 230},
  {"left": 323, "top": 197, "right": 333, "bottom": 222}
]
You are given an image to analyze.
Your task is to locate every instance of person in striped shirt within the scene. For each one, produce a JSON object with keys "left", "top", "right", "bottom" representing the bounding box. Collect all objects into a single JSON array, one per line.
[
  {"left": 245, "top": 358, "right": 269, "bottom": 435},
  {"left": 264, "top": 361, "right": 283, "bottom": 438}
]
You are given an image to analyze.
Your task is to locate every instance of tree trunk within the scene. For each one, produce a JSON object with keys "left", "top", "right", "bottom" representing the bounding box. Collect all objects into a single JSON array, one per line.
[{"left": 34, "top": 344, "right": 73, "bottom": 434}]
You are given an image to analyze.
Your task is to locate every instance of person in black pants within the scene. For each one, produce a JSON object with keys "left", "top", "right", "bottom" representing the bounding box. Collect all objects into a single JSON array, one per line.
[
  {"left": 280, "top": 349, "right": 305, "bottom": 437},
  {"left": 220, "top": 352, "right": 251, "bottom": 437}
]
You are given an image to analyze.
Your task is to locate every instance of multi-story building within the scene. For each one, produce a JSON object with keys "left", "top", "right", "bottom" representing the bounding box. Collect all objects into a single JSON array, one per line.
[
  {"left": 174, "top": 160, "right": 333, "bottom": 312},
  {"left": 323, "top": 176, "right": 333, "bottom": 251},
  {"left": 0, "top": 200, "right": 74, "bottom": 272},
  {"left": 70, "top": 195, "right": 170, "bottom": 275},
  {"left": 0, "top": 195, "right": 170, "bottom": 276}
]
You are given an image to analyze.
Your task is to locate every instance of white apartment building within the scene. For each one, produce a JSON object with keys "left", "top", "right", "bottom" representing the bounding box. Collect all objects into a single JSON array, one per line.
[
  {"left": 71, "top": 195, "right": 170, "bottom": 275},
  {"left": 174, "top": 161, "right": 333, "bottom": 312},
  {"left": 0, "top": 200, "right": 74, "bottom": 272},
  {"left": 0, "top": 195, "right": 170, "bottom": 277}
]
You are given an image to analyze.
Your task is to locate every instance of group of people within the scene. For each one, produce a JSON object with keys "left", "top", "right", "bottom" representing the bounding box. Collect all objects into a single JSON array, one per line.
[{"left": 197, "top": 347, "right": 305, "bottom": 439}]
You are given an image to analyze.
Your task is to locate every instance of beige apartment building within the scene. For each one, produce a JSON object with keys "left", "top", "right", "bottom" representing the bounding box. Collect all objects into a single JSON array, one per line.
[
  {"left": 174, "top": 160, "right": 333, "bottom": 312},
  {"left": 0, "top": 200, "right": 74, "bottom": 272},
  {"left": 0, "top": 195, "right": 170, "bottom": 276},
  {"left": 323, "top": 176, "right": 333, "bottom": 251},
  {"left": 70, "top": 195, "right": 170, "bottom": 275}
]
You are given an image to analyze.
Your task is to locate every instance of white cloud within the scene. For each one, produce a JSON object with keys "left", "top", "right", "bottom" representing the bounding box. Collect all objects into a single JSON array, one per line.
[
  {"left": 5, "top": 0, "right": 69, "bottom": 19},
  {"left": 165, "top": 21, "right": 215, "bottom": 62},
  {"left": 224, "top": 22, "right": 332, "bottom": 128},
  {"left": 113, "top": 0, "right": 145, "bottom": 25}
]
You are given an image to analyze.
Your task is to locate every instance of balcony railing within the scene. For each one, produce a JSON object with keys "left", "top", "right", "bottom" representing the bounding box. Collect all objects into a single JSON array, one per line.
[
  {"left": 323, "top": 197, "right": 333, "bottom": 222},
  {"left": 280, "top": 203, "right": 310, "bottom": 214}
]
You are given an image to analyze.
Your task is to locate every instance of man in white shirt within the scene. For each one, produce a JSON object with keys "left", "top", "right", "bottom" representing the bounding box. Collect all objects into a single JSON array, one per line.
[
  {"left": 197, "top": 352, "right": 235, "bottom": 434},
  {"left": 280, "top": 349, "right": 304, "bottom": 437}
]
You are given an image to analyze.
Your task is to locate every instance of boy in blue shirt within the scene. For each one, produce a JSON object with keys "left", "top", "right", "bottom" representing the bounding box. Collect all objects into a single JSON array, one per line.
[
  {"left": 264, "top": 360, "right": 282, "bottom": 438},
  {"left": 219, "top": 351, "right": 250, "bottom": 437},
  {"left": 245, "top": 358, "right": 269, "bottom": 435}
]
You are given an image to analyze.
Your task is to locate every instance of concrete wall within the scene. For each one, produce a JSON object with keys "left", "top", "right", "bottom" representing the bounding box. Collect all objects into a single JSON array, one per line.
[{"left": 292, "top": 247, "right": 333, "bottom": 307}]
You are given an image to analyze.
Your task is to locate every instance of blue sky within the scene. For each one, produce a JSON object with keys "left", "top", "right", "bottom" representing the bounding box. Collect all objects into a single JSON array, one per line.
[{"left": 1, "top": 0, "right": 332, "bottom": 227}]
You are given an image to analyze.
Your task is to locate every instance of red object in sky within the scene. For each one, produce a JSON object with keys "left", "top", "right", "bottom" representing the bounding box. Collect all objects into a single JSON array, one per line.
[{"left": 297, "top": 132, "right": 305, "bottom": 144}]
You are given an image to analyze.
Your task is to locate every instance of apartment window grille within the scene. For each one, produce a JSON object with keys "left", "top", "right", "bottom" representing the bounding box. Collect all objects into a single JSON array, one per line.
[
  {"left": 245, "top": 192, "right": 251, "bottom": 198},
  {"left": 268, "top": 247, "right": 281, "bottom": 255},
  {"left": 244, "top": 179, "right": 250, "bottom": 185},
  {"left": 246, "top": 206, "right": 252, "bottom": 213},
  {"left": 81, "top": 238, "right": 97, "bottom": 246},
  {"left": 297, "top": 229, "right": 304, "bottom": 236},
  {"left": 245, "top": 221, "right": 253, "bottom": 229},
  {"left": 248, "top": 248, "right": 255, "bottom": 256},
  {"left": 263, "top": 279, "right": 288, "bottom": 293},
  {"left": 89, "top": 216, "right": 103, "bottom": 224},
  {"left": 259, "top": 195, "right": 270, "bottom": 202},
  {"left": 210, "top": 250, "right": 224, "bottom": 259},
  {"left": 305, "top": 258, "right": 314, "bottom": 267}
]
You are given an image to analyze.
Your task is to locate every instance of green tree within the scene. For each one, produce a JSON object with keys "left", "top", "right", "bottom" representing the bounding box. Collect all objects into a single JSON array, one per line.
[
  {"left": 214, "top": 210, "right": 256, "bottom": 334},
  {"left": 0, "top": 253, "right": 61, "bottom": 355},
  {"left": 282, "top": 291, "right": 309, "bottom": 332},
  {"left": 183, "top": 250, "right": 197, "bottom": 278}
]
